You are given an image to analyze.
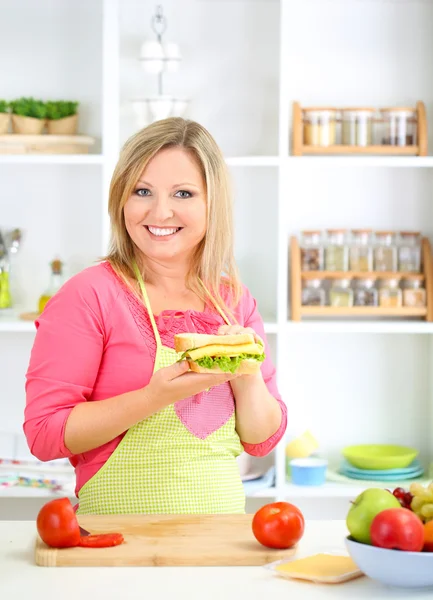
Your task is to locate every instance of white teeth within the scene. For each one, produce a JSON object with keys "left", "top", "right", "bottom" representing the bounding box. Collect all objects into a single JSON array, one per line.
[{"left": 147, "top": 226, "right": 180, "bottom": 237}]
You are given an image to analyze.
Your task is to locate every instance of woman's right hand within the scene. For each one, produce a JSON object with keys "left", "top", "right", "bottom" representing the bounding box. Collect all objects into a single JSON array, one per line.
[{"left": 143, "top": 360, "right": 238, "bottom": 409}]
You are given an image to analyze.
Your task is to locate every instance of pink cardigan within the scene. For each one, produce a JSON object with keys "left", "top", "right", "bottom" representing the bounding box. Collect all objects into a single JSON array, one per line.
[{"left": 24, "top": 262, "right": 287, "bottom": 497}]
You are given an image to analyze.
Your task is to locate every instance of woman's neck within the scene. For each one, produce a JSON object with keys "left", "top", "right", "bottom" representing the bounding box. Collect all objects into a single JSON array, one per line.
[{"left": 139, "top": 255, "right": 191, "bottom": 295}]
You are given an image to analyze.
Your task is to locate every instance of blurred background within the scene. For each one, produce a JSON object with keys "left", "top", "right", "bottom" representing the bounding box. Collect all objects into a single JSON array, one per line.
[{"left": 1, "top": 0, "right": 433, "bottom": 520}]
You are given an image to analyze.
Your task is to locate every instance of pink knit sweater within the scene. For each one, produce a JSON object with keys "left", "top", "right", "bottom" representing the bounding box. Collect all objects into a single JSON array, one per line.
[{"left": 24, "top": 262, "right": 286, "bottom": 497}]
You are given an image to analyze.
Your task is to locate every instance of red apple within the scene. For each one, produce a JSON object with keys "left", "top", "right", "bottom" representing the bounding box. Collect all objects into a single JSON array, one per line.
[{"left": 370, "top": 508, "right": 424, "bottom": 552}]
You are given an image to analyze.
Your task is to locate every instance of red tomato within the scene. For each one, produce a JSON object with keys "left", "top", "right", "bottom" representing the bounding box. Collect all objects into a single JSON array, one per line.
[
  {"left": 36, "top": 497, "right": 81, "bottom": 548},
  {"left": 252, "top": 502, "right": 305, "bottom": 549},
  {"left": 79, "top": 533, "right": 124, "bottom": 548}
]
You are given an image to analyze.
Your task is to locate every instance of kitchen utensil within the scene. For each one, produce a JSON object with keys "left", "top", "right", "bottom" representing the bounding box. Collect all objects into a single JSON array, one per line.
[
  {"left": 79, "top": 526, "right": 90, "bottom": 537},
  {"left": 342, "top": 444, "right": 418, "bottom": 470},
  {"left": 290, "top": 457, "right": 328, "bottom": 486},
  {"left": 34, "top": 514, "right": 298, "bottom": 567},
  {"left": 339, "top": 467, "right": 424, "bottom": 482},
  {"left": 346, "top": 536, "right": 433, "bottom": 589}
]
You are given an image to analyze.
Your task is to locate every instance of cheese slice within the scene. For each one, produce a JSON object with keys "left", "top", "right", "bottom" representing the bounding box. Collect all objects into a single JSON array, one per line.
[
  {"left": 274, "top": 554, "right": 363, "bottom": 584},
  {"left": 186, "top": 343, "right": 263, "bottom": 361}
]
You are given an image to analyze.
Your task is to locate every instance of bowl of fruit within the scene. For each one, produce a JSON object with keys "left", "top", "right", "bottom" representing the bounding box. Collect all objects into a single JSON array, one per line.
[{"left": 345, "top": 482, "right": 433, "bottom": 588}]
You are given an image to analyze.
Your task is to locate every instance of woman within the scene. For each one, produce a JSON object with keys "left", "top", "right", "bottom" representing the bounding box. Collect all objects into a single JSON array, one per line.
[{"left": 24, "top": 118, "right": 287, "bottom": 514}]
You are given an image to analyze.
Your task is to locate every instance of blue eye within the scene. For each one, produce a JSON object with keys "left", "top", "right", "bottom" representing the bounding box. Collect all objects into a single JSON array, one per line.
[
  {"left": 175, "top": 190, "right": 192, "bottom": 199},
  {"left": 135, "top": 188, "right": 151, "bottom": 197}
]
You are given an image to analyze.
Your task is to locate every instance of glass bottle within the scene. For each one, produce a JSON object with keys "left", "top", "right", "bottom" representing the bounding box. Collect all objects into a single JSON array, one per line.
[
  {"left": 38, "top": 258, "right": 64, "bottom": 314},
  {"left": 380, "top": 108, "right": 417, "bottom": 146},
  {"left": 353, "top": 278, "right": 378, "bottom": 307},
  {"left": 398, "top": 231, "right": 421, "bottom": 273},
  {"left": 378, "top": 278, "right": 402, "bottom": 308},
  {"left": 374, "top": 232, "right": 397, "bottom": 272},
  {"left": 301, "top": 279, "right": 326, "bottom": 306},
  {"left": 325, "top": 229, "right": 349, "bottom": 271},
  {"left": 303, "top": 109, "right": 337, "bottom": 146},
  {"left": 341, "top": 108, "right": 374, "bottom": 146},
  {"left": 300, "top": 230, "right": 324, "bottom": 271},
  {"left": 349, "top": 229, "right": 374, "bottom": 272},
  {"left": 329, "top": 279, "right": 353, "bottom": 307},
  {"left": 402, "top": 278, "right": 426, "bottom": 307}
]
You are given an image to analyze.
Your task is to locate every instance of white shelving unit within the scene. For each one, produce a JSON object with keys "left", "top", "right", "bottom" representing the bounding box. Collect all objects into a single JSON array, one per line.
[{"left": 1, "top": 0, "right": 433, "bottom": 519}]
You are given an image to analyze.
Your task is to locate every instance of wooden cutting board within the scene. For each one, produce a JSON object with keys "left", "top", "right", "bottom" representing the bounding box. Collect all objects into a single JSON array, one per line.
[{"left": 35, "top": 514, "right": 298, "bottom": 567}]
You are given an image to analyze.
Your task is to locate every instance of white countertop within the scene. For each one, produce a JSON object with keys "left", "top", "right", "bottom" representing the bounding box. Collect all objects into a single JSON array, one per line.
[{"left": 0, "top": 520, "right": 430, "bottom": 600}]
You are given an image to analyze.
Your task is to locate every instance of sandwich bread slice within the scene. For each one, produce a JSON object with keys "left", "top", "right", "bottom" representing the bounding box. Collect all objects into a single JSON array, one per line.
[{"left": 174, "top": 332, "right": 265, "bottom": 375}]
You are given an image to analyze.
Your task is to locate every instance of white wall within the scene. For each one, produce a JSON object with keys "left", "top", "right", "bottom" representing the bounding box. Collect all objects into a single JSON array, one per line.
[{"left": 119, "top": 0, "right": 280, "bottom": 156}]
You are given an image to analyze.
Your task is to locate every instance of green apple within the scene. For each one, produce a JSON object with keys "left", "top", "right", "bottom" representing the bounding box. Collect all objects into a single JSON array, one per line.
[{"left": 346, "top": 488, "right": 401, "bottom": 545}]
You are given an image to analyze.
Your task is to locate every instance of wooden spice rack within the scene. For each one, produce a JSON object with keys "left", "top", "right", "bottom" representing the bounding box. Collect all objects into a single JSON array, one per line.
[
  {"left": 290, "top": 236, "right": 433, "bottom": 321},
  {"left": 0, "top": 134, "right": 95, "bottom": 155},
  {"left": 292, "top": 101, "right": 428, "bottom": 156}
]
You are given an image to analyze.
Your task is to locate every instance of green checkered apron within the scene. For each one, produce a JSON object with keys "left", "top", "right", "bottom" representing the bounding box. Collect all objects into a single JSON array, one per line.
[{"left": 76, "top": 263, "right": 245, "bottom": 514}]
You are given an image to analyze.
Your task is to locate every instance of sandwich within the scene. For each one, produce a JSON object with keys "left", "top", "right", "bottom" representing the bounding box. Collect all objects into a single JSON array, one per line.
[{"left": 174, "top": 332, "right": 265, "bottom": 375}]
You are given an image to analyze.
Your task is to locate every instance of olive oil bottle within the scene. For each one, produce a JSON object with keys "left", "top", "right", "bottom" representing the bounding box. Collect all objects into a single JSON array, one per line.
[{"left": 38, "top": 258, "right": 64, "bottom": 314}]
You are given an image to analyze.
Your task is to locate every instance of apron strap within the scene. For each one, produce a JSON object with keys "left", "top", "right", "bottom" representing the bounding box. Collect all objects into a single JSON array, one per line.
[
  {"left": 132, "top": 261, "right": 163, "bottom": 351},
  {"left": 132, "top": 261, "right": 233, "bottom": 339}
]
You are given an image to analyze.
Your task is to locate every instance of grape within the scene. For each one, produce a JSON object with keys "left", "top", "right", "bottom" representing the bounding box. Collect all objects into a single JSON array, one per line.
[
  {"left": 420, "top": 504, "right": 433, "bottom": 519},
  {"left": 393, "top": 487, "right": 406, "bottom": 499},
  {"left": 404, "top": 492, "right": 413, "bottom": 506},
  {"left": 408, "top": 481, "right": 433, "bottom": 523}
]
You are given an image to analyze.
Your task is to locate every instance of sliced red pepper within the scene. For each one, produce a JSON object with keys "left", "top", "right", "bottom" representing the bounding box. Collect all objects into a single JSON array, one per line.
[{"left": 78, "top": 533, "right": 124, "bottom": 548}]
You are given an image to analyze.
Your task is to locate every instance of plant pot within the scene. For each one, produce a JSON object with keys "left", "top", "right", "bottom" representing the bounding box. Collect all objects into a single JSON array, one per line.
[
  {"left": 46, "top": 114, "right": 78, "bottom": 135},
  {"left": 11, "top": 115, "right": 45, "bottom": 134},
  {"left": 0, "top": 113, "right": 10, "bottom": 134}
]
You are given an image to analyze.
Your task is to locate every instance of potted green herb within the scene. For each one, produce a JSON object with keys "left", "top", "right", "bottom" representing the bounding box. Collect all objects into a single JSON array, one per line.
[
  {"left": 10, "top": 97, "right": 47, "bottom": 134},
  {"left": 0, "top": 100, "right": 10, "bottom": 134},
  {"left": 46, "top": 101, "right": 79, "bottom": 135}
]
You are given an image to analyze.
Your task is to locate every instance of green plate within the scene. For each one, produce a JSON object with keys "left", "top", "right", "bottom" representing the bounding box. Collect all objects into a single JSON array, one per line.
[{"left": 342, "top": 444, "right": 419, "bottom": 470}]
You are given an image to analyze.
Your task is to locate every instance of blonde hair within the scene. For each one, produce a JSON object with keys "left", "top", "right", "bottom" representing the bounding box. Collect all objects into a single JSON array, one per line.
[{"left": 105, "top": 117, "right": 242, "bottom": 318}]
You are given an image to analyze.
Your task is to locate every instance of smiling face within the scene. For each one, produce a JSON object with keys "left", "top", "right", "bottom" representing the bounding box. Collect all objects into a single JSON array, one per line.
[{"left": 123, "top": 146, "right": 207, "bottom": 268}]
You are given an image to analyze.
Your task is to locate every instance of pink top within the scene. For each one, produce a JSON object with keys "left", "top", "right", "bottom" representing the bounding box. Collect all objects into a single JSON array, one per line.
[{"left": 24, "top": 262, "right": 286, "bottom": 497}]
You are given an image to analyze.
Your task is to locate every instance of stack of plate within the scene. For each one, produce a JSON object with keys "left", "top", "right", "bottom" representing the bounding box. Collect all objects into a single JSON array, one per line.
[
  {"left": 340, "top": 459, "right": 424, "bottom": 481},
  {"left": 340, "top": 444, "right": 424, "bottom": 481}
]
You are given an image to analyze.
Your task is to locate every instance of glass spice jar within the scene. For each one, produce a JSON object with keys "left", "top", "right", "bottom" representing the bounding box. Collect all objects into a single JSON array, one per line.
[
  {"left": 380, "top": 107, "right": 417, "bottom": 146},
  {"left": 402, "top": 278, "right": 426, "bottom": 307},
  {"left": 341, "top": 108, "right": 375, "bottom": 146},
  {"left": 329, "top": 279, "right": 353, "bottom": 307},
  {"left": 303, "top": 108, "right": 337, "bottom": 147},
  {"left": 374, "top": 232, "right": 398, "bottom": 272},
  {"left": 353, "top": 278, "right": 378, "bottom": 307},
  {"left": 300, "top": 230, "right": 324, "bottom": 271},
  {"left": 378, "top": 278, "right": 402, "bottom": 308},
  {"left": 301, "top": 279, "right": 327, "bottom": 306},
  {"left": 349, "top": 229, "right": 374, "bottom": 272},
  {"left": 398, "top": 231, "right": 421, "bottom": 273},
  {"left": 325, "top": 229, "right": 349, "bottom": 271}
]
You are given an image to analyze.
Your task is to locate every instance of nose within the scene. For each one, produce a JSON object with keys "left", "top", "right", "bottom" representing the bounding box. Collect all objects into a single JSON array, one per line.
[{"left": 149, "top": 194, "right": 174, "bottom": 222}]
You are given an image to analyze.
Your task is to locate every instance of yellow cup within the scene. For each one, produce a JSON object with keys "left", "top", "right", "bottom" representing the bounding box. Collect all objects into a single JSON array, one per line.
[{"left": 285, "top": 430, "right": 319, "bottom": 459}]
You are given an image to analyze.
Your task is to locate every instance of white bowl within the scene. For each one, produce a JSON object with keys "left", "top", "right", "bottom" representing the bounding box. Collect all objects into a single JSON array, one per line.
[{"left": 346, "top": 536, "right": 433, "bottom": 589}]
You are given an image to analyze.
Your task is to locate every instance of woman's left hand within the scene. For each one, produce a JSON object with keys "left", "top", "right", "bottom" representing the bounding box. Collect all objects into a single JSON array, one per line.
[{"left": 217, "top": 324, "right": 263, "bottom": 346}]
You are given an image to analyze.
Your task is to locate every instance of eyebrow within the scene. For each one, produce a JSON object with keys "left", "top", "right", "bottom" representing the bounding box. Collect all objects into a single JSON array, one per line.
[{"left": 136, "top": 180, "right": 201, "bottom": 189}]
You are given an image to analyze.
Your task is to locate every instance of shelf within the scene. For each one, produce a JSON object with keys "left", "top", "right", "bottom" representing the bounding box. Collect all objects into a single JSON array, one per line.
[
  {"left": 0, "top": 154, "right": 104, "bottom": 165},
  {"left": 282, "top": 482, "right": 364, "bottom": 499},
  {"left": 301, "top": 271, "right": 424, "bottom": 281},
  {"left": 300, "top": 306, "right": 427, "bottom": 317},
  {"left": 0, "top": 487, "right": 72, "bottom": 499},
  {"left": 225, "top": 156, "right": 279, "bottom": 167},
  {"left": 286, "top": 320, "right": 433, "bottom": 334},
  {"left": 0, "top": 315, "right": 36, "bottom": 332},
  {"left": 286, "top": 156, "right": 433, "bottom": 168}
]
